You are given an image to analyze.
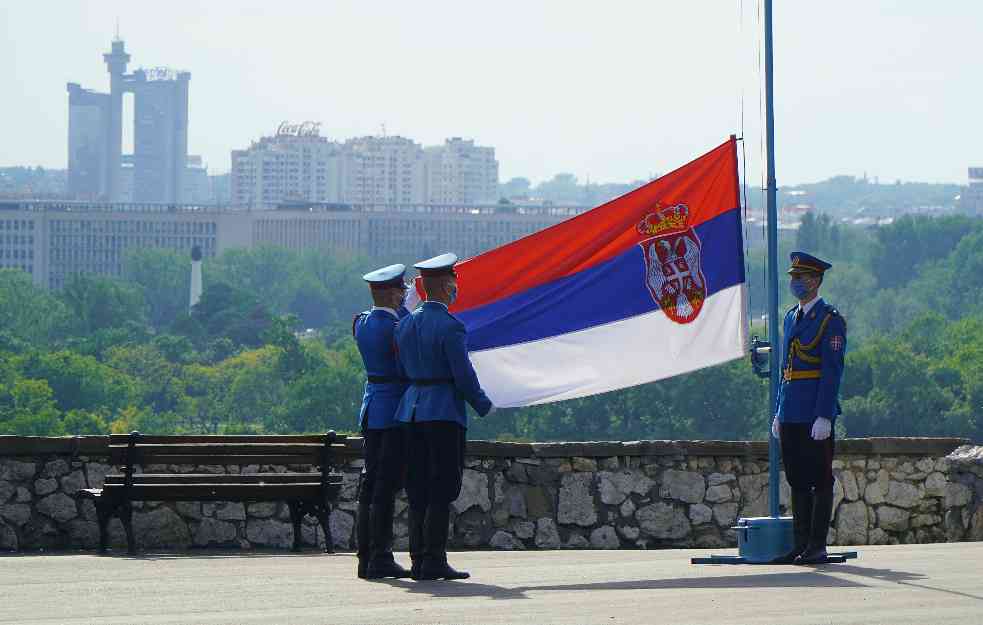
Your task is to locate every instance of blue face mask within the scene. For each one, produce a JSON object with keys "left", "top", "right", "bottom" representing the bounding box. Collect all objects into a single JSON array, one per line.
[
  {"left": 448, "top": 285, "right": 458, "bottom": 305},
  {"left": 789, "top": 277, "right": 811, "bottom": 300}
]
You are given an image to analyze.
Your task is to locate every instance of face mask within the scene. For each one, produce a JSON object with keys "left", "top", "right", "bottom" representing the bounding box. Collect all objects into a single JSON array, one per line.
[
  {"left": 789, "top": 278, "right": 811, "bottom": 300},
  {"left": 448, "top": 284, "right": 458, "bottom": 305}
]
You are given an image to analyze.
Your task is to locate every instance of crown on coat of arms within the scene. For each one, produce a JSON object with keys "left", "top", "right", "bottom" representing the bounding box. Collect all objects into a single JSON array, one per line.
[{"left": 637, "top": 203, "right": 690, "bottom": 237}]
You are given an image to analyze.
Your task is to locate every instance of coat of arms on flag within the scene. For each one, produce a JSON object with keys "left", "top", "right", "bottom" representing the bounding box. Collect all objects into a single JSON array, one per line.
[{"left": 638, "top": 204, "right": 706, "bottom": 324}]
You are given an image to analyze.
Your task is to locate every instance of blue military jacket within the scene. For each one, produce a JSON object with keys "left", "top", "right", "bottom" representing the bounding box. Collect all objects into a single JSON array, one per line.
[
  {"left": 775, "top": 298, "right": 847, "bottom": 425},
  {"left": 354, "top": 306, "right": 410, "bottom": 430},
  {"left": 394, "top": 301, "right": 493, "bottom": 428}
]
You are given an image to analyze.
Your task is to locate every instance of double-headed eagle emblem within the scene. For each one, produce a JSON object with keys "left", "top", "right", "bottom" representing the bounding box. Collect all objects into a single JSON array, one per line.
[{"left": 637, "top": 204, "right": 707, "bottom": 324}]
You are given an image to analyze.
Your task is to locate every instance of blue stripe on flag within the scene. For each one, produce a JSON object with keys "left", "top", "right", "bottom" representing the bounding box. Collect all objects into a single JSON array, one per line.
[{"left": 459, "top": 208, "right": 745, "bottom": 352}]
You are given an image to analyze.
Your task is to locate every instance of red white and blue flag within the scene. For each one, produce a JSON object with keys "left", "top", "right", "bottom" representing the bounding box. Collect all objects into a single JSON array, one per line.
[{"left": 432, "top": 138, "right": 746, "bottom": 407}]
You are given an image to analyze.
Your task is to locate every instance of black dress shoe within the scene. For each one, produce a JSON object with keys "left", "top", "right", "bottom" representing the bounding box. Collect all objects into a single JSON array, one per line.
[
  {"left": 771, "top": 547, "right": 804, "bottom": 565},
  {"left": 366, "top": 559, "right": 412, "bottom": 579},
  {"left": 794, "top": 547, "right": 829, "bottom": 565},
  {"left": 417, "top": 559, "right": 470, "bottom": 580},
  {"left": 357, "top": 558, "right": 368, "bottom": 579}
]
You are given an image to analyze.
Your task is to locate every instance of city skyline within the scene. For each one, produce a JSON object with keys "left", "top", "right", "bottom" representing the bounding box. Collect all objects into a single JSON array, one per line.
[{"left": 2, "top": 1, "right": 982, "bottom": 186}]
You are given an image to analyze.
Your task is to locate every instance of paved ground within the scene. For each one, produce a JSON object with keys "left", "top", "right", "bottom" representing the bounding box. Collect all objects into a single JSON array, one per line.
[{"left": 2, "top": 543, "right": 982, "bottom": 625}]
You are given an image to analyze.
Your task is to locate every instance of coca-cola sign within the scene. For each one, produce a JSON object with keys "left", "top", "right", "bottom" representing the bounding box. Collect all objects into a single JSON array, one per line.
[{"left": 277, "top": 121, "right": 321, "bottom": 137}]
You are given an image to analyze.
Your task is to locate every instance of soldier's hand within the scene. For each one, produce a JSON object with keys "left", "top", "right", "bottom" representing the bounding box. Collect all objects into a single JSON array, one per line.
[
  {"left": 771, "top": 418, "right": 780, "bottom": 439},
  {"left": 486, "top": 406, "right": 497, "bottom": 417},
  {"left": 811, "top": 417, "right": 832, "bottom": 441}
]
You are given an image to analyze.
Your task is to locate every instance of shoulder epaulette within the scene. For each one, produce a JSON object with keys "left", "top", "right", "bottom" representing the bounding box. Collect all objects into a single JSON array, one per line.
[{"left": 351, "top": 312, "right": 367, "bottom": 337}]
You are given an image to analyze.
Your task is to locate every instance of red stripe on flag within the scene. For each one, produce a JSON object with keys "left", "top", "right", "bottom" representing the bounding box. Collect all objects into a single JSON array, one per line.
[{"left": 416, "top": 138, "right": 740, "bottom": 313}]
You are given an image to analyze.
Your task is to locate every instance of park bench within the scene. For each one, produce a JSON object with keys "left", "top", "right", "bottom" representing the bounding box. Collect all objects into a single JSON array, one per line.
[{"left": 77, "top": 432, "right": 346, "bottom": 555}]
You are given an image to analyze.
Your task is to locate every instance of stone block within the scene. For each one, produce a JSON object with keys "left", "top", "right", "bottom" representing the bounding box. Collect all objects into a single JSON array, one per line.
[
  {"left": 867, "top": 528, "right": 889, "bottom": 545},
  {"left": 15, "top": 487, "right": 31, "bottom": 503},
  {"left": 620, "top": 499, "right": 636, "bottom": 518},
  {"left": 911, "top": 514, "right": 941, "bottom": 528},
  {"left": 618, "top": 525, "right": 640, "bottom": 540},
  {"left": 67, "top": 520, "right": 100, "bottom": 549},
  {"left": 245, "top": 519, "right": 293, "bottom": 549},
  {"left": 969, "top": 506, "right": 983, "bottom": 541},
  {"left": 737, "top": 473, "right": 769, "bottom": 517},
  {"left": 512, "top": 520, "right": 535, "bottom": 540},
  {"left": 0, "top": 481, "right": 14, "bottom": 504},
  {"left": 502, "top": 486, "right": 526, "bottom": 518},
  {"left": 590, "top": 525, "right": 621, "bottom": 549},
  {"left": 1, "top": 503, "right": 32, "bottom": 526},
  {"left": 836, "top": 501, "right": 868, "bottom": 545},
  {"left": 708, "top": 472, "right": 737, "bottom": 487},
  {"left": 557, "top": 473, "right": 597, "bottom": 527},
  {"left": 1, "top": 460, "right": 36, "bottom": 481},
  {"left": 661, "top": 470, "right": 706, "bottom": 504},
  {"left": 598, "top": 471, "right": 654, "bottom": 505},
  {"left": 689, "top": 504, "right": 712, "bottom": 525},
  {"left": 133, "top": 507, "right": 191, "bottom": 548},
  {"left": 571, "top": 457, "right": 597, "bottom": 472},
  {"left": 42, "top": 459, "right": 70, "bottom": 478},
  {"left": 945, "top": 483, "right": 973, "bottom": 508},
  {"left": 523, "top": 486, "right": 553, "bottom": 519},
  {"left": 176, "top": 502, "right": 203, "bottom": 520},
  {"left": 37, "top": 493, "right": 77, "bottom": 522},
  {"left": 247, "top": 502, "right": 277, "bottom": 519},
  {"left": 506, "top": 461, "right": 528, "bottom": 484},
  {"left": 60, "top": 471, "right": 87, "bottom": 495},
  {"left": 705, "top": 484, "right": 732, "bottom": 503},
  {"left": 713, "top": 503, "right": 739, "bottom": 527},
  {"left": 637, "top": 502, "right": 690, "bottom": 539},
  {"left": 877, "top": 506, "right": 910, "bottom": 532},
  {"left": 535, "top": 518, "right": 561, "bottom": 549},
  {"left": 886, "top": 481, "right": 922, "bottom": 509},
  {"left": 329, "top": 509, "right": 354, "bottom": 550},
  {"left": 564, "top": 533, "right": 590, "bottom": 549},
  {"left": 490, "top": 530, "right": 525, "bottom": 550},
  {"left": 193, "top": 518, "right": 238, "bottom": 546},
  {"left": 452, "top": 469, "right": 491, "bottom": 514},
  {"left": 837, "top": 470, "right": 860, "bottom": 501},
  {"left": 34, "top": 478, "right": 58, "bottom": 496},
  {"left": 0, "top": 521, "right": 18, "bottom": 550}
]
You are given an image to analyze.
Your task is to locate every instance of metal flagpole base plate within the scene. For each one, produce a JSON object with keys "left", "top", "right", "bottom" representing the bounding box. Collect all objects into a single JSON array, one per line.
[{"left": 691, "top": 551, "right": 859, "bottom": 565}]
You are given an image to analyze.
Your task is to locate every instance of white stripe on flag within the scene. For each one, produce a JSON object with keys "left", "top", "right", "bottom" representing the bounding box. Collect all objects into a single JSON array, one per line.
[{"left": 470, "top": 284, "right": 748, "bottom": 407}]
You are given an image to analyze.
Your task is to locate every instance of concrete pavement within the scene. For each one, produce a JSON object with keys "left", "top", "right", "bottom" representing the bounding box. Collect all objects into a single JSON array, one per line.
[{"left": 1, "top": 543, "right": 982, "bottom": 625}]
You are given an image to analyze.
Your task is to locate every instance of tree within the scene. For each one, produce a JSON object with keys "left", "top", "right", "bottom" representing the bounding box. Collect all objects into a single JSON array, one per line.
[{"left": 122, "top": 248, "right": 190, "bottom": 329}]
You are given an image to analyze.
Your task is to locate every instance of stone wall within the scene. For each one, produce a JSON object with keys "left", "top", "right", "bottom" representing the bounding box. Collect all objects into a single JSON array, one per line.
[
  {"left": 0, "top": 436, "right": 977, "bottom": 552},
  {"left": 943, "top": 445, "right": 983, "bottom": 542}
]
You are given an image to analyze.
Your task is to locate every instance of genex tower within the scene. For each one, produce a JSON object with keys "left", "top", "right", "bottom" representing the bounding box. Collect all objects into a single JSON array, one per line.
[{"left": 67, "top": 38, "right": 190, "bottom": 203}]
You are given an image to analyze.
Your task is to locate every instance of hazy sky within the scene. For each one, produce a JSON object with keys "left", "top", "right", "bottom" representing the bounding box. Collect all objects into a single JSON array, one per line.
[{"left": 1, "top": 1, "right": 980, "bottom": 185}]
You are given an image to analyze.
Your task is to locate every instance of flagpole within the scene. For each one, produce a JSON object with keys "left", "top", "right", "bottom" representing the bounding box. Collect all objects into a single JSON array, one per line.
[{"left": 764, "top": 0, "right": 781, "bottom": 519}]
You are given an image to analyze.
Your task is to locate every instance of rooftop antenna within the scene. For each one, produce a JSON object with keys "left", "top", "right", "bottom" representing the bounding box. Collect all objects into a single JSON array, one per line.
[
  {"left": 380, "top": 123, "right": 387, "bottom": 137},
  {"left": 114, "top": 18, "right": 120, "bottom": 41}
]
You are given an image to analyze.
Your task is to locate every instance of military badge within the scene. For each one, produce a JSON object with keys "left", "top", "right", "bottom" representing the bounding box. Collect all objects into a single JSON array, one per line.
[{"left": 637, "top": 203, "right": 707, "bottom": 324}]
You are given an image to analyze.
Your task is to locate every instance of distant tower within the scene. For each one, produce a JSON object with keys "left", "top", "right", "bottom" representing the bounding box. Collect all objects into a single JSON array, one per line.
[
  {"left": 189, "top": 245, "right": 203, "bottom": 310},
  {"left": 103, "top": 39, "right": 130, "bottom": 202}
]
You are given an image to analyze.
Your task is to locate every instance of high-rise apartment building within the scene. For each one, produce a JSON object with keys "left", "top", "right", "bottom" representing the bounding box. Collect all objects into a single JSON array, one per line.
[
  {"left": 230, "top": 122, "right": 336, "bottom": 208},
  {"left": 425, "top": 137, "right": 499, "bottom": 205},
  {"left": 338, "top": 136, "right": 426, "bottom": 207},
  {"left": 66, "top": 39, "right": 191, "bottom": 203},
  {"left": 963, "top": 167, "right": 983, "bottom": 216}
]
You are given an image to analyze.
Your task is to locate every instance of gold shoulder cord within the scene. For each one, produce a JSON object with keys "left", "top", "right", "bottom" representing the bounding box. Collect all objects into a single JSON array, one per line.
[{"left": 783, "top": 313, "right": 832, "bottom": 380}]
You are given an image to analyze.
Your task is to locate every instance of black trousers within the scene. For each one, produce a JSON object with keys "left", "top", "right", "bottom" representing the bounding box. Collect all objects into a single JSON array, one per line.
[
  {"left": 780, "top": 422, "right": 835, "bottom": 492},
  {"left": 357, "top": 427, "right": 405, "bottom": 559},
  {"left": 404, "top": 420, "right": 467, "bottom": 509}
]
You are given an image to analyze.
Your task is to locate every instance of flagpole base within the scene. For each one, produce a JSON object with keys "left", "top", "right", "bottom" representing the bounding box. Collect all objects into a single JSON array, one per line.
[{"left": 691, "top": 552, "right": 858, "bottom": 565}]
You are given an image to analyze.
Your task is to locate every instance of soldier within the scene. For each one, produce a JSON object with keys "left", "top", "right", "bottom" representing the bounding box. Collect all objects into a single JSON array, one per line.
[
  {"left": 394, "top": 253, "right": 495, "bottom": 581},
  {"left": 353, "top": 263, "right": 412, "bottom": 579},
  {"left": 771, "top": 252, "right": 847, "bottom": 565}
]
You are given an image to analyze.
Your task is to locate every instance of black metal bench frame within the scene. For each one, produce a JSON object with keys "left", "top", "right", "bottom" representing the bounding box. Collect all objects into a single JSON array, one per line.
[{"left": 77, "top": 431, "right": 345, "bottom": 555}]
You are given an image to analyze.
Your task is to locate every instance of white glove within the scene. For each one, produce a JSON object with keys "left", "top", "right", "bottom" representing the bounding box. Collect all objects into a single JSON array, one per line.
[
  {"left": 403, "top": 283, "right": 421, "bottom": 311},
  {"left": 771, "top": 418, "right": 781, "bottom": 439},
  {"left": 811, "top": 417, "right": 832, "bottom": 441},
  {"left": 486, "top": 406, "right": 497, "bottom": 417}
]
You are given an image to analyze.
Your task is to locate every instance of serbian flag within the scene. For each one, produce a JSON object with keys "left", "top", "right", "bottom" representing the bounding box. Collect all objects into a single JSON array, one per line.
[{"left": 439, "top": 138, "right": 745, "bottom": 407}]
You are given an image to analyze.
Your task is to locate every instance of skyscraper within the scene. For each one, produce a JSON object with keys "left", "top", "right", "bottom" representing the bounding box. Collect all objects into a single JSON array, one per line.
[{"left": 67, "top": 39, "right": 191, "bottom": 203}]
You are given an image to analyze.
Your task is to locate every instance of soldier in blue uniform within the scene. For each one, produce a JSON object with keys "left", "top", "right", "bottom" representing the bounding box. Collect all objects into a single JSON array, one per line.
[
  {"left": 394, "top": 253, "right": 495, "bottom": 580},
  {"left": 352, "top": 263, "right": 412, "bottom": 579},
  {"left": 771, "top": 252, "right": 847, "bottom": 565}
]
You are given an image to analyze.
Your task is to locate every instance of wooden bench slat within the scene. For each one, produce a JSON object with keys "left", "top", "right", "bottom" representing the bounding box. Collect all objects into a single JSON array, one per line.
[
  {"left": 103, "top": 473, "right": 343, "bottom": 485},
  {"left": 113, "top": 443, "right": 325, "bottom": 454},
  {"left": 108, "top": 434, "right": 344, "bottom": 444},
  {"left": 117, "top": 453, "right": 323, "bottom": 465},
  {"left": 112, "top": 484, "right": 336, "bottom": 501}
]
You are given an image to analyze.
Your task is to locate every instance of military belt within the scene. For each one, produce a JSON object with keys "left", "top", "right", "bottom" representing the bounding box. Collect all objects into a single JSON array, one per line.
[
  {"left": 411, "top": 377, "right": 455, "bottom": 386},
  {"left": 783, "top": 369, "right": 822, "bottom": 382},
  {"left": 367, "top": 375, "right": 406, "bottom": 384}
]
